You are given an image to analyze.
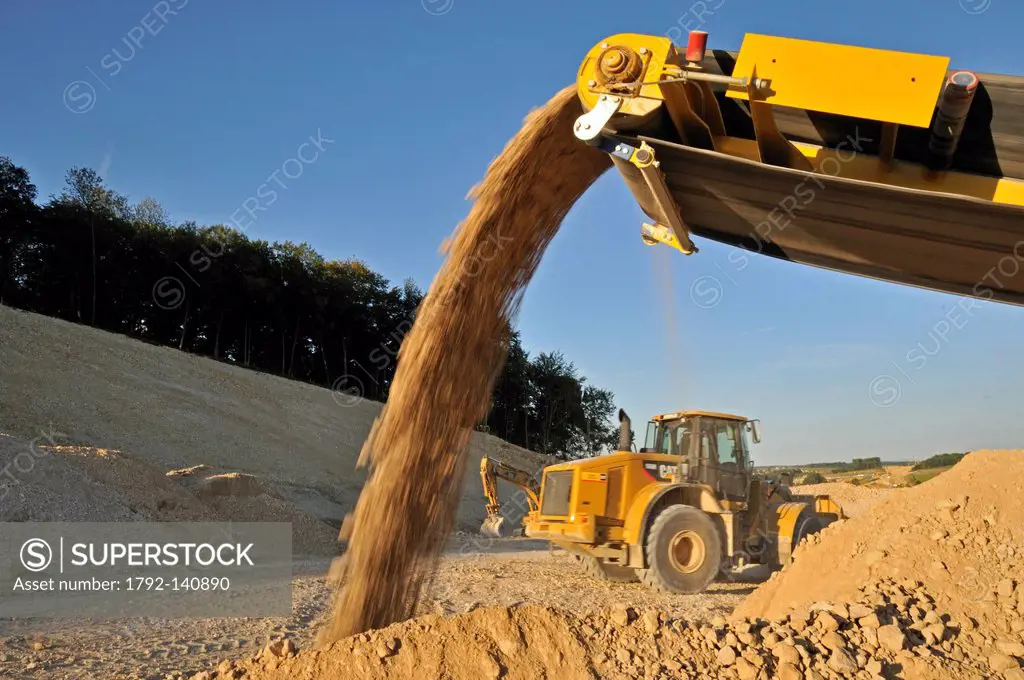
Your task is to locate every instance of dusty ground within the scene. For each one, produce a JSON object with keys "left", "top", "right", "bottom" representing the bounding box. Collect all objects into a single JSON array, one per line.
[
  {"left": 222, "top": 579, "right": 996, "bottom": 680},
  {"left": 0, "top": 540, "right": 757, "bottom": 680},
  {"left": 3, "top": 307, "right": 1023, "bottom": 678},
  {"left": 0, "top": 434, "right": 341, "bottom": 556},
  {"left": 199, "top": 453, "right": 1024, "bottom": 680},
  {"left": 0, "top": 306, "right": 750, "bottom": 679},
  {"left": 738, "top": 450, "right": 1024, "bottom": 632}
]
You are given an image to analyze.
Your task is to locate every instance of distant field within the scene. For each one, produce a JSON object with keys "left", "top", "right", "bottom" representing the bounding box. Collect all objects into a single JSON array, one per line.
[
  {"left": 758, "top": 461, "right": 958, "bottom": 489},
  {"left": 903, "top": 466, "right": 954, "bottom": 486}
]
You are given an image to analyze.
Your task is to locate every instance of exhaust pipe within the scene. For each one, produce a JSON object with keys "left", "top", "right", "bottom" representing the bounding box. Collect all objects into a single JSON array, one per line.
[{"left": 618, "top": 409, "right": 632, "bottom": 452}]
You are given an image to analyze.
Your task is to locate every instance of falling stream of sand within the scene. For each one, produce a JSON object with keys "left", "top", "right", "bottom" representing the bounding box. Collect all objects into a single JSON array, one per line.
[{"left": 322, "top": 85, "right": 612, "bottom": 640}]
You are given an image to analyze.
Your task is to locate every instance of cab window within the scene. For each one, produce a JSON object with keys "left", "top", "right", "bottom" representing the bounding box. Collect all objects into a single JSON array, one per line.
[
  {"left": 643, "top": 422, "right": 659, "bottom": 451},
  {"left": 715, "top": 423, "right": 741, "bottom": 465},
  {"left": 673, "top": 423, "right": 691, "bottom": 457}
]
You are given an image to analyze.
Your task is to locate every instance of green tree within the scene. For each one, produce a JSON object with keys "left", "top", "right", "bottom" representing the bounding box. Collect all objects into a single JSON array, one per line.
[
  {"left": 52, "top": 167, "right": 131, "bottom": 324},
  {"left": 577, "top": 383, "right": 618, "bottom": 456},
  {"left": 530, "top": 351, "right": 583, "bottom": 457},
  {"left": 0, "top": 155, "right": 623, "bottom": 460},
  {"left": 132, "top": 197, "right": 170, "bottom": 228},
  {"left": 0, "top": 157, "right": 38, "bottom": 305}
]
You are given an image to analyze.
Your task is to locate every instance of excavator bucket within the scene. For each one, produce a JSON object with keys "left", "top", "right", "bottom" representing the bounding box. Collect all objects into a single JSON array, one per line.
[{"left": 480, "top": 514, "right": 507, "bottom": 538}]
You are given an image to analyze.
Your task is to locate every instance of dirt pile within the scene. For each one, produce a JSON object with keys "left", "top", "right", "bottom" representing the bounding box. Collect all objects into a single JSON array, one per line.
[
  {"left": 790, "top": 482, "right": 891, "bottom": 518},
  {"left": 206, "top": 576, "right": 1008, "bottom": 680},
  {"left": 323, "top": 86, "right": 611, "bottom": 639},
  {"left": 738, "top": 451, "right": 1024, "bottom": 648}
]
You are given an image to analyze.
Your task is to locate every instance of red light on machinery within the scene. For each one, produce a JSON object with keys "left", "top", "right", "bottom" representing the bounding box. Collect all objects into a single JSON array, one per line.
[{"left": 686, "top": 31, "right": 709, "bottom": 64}]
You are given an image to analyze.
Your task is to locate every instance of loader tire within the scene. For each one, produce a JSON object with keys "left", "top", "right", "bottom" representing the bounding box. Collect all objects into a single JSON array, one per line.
[
  {"left": 639, "top": 505, "right": 722, "bottom": 594},
  {"left": 573, "top": 554, "right": 638, "bottom": 583},
  {"left": 793, "top": 512, "right": 824, "bottom": 547}
]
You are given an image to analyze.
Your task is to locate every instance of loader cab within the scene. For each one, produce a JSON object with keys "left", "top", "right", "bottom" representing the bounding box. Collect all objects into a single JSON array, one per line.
[{"left": 641, "top": 411, "right": 757, "bottom": 500}]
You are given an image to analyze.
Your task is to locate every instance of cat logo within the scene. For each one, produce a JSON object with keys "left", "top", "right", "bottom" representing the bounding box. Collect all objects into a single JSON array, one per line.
[
  {"left": 643, "top": 462, "right": 676, "bottom": 482},
  {"left": 581, "top": 472, "right": 607, "bottom": 482}
]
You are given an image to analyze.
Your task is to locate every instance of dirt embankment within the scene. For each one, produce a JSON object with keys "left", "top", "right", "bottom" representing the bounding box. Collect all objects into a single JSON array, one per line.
[
  {"left": 0, "top": 303, "right": 542, "bottom": 535},
  {"left": 0, "top": 435, "right": 339, "bottom": 556},
  {"left": 739, "top": 451, "right": 1024, "bottom": 639}
]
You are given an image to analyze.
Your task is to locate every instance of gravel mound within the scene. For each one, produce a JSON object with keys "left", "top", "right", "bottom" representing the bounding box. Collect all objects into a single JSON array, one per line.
[
  {"left": 202, "top": 576, "right": 1007, "bottom": 680},
  {"left": 0, "top": 435, "right": 138, "bottom": 522},
  {"left": 738, "top": 450, "right": 1024, "bottom": 652}
]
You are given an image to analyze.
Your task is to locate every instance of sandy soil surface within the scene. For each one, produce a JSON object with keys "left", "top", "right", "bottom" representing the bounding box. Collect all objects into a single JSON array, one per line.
[
  {"left": 738, "top": 450, "right": 1024, "bottom": 631},
  {"left": 790, "top": 482, "right": 892, "bottom": 519},
  {"left": 0, "top": 541, "right": 757, "bottom": 680},
  {"left": 201, "top": 453, "right": 1024, "bottom": 680},
  {"left": 0, "top": 434, "right": 341, "bottom": 556},
  {"left": 4, "top": 306, "right": 1023, "bottom": 679}
]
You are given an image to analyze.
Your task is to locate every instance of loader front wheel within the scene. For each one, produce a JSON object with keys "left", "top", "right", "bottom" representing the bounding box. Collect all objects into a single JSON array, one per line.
[
  {"left": 573, "top": 554, "right": 638, "bottom": 582},
  {"left": 640, "top": 505, "right": 721, "bottom": 594}
]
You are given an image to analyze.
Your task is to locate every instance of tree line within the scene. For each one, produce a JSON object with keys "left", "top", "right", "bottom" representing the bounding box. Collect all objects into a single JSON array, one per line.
[
  {"left": 911, "top": 452, "right": 966, "bottom": 471},
  {"left": 0, "top": 156, "right": 620, "bottom": 459}
]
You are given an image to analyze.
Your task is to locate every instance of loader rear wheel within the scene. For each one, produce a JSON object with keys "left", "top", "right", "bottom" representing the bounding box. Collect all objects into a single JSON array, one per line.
[
  {"left": 573, "top": 554, "right": 638, "bottom": 582},
  {"left": 640, "top": 505, "right": 721, "bottom": 594}
]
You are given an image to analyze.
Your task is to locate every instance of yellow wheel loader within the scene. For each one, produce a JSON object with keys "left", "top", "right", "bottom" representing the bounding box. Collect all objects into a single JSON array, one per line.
[{"left": 523, "top": 410, "right": 844, "bottom": 594}]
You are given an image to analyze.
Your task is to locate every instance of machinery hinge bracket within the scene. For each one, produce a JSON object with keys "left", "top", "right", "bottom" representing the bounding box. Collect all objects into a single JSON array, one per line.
[
  {"left": 641, "top": 222, "right": 696, "bottom": 255},
  {"left": 595, "top": 137, "right": 639, "bottom": 161},
  {"left": 630, "top": 142, "right": 698, "bottom": 255},
  {"left": 574, "top": 95, "right": 623, "bottom": 142}
]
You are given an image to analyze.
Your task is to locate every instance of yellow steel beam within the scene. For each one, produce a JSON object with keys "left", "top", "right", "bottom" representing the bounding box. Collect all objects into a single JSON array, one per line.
[
  {"left": 713, "top": 136, "right": 1024, "bottom": 207},
  {"left": 630, "top": 142, "right": 698, "bottom": 253},
  {"left": 726, "top": 34, "right": 950, "bottom": 128}
]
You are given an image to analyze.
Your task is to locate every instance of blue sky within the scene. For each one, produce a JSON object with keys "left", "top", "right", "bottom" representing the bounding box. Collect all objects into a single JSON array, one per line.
[{"left": 4, "top": 0, "right": 1024, "bottom": 465}]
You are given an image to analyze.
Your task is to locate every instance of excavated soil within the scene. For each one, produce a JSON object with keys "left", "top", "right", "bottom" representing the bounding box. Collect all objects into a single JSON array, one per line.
[
  {"left": 220, "top": 579, "right": 1003, "bottom": 680},
  {"left": 790, "top": 482, "right": 892, "bottom": 519},
  {"left": 737, "top": 452, "right": 1024, "bottom": 630},
  {"left": 199, "top": 452, "right": 1023, "bottom": 680},
  {"left": 1, "top": 543, "right": 758, "bottom": 680},
  {"left": 324, "top": 86, "right": 611, "bottom": 639}
]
